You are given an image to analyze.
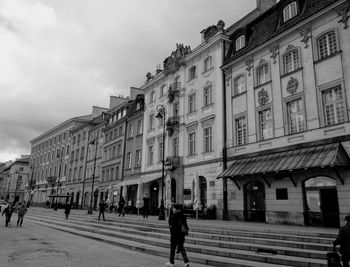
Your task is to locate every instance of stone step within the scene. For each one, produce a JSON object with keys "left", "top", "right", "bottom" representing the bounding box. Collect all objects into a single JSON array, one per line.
[{"left": 27, "top": 213, "right": 328, "bottom": 267}]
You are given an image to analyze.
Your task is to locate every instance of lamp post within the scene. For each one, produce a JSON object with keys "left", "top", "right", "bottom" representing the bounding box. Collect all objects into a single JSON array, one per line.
[
  {"left": 27, "top": 166, "right": 36, "bottom": 207},
  {"left": 54, "top": 153, "right": 63, "bottom": 210},
  {"left": 155, "top": 104, "right": 166, "bottom": 221},
  {"left": 88, "top": 137, "right": 98, "bottom": 214}
]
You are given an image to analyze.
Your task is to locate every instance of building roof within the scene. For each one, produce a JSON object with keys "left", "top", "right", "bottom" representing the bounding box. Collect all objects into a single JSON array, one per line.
[{"left": 223, "top": 0, "right": 339, "bottom": 66}]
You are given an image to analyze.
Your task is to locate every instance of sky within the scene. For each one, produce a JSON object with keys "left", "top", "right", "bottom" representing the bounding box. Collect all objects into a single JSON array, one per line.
[{"left": 0, "top": 0, "right": 255, "bottom": 162}]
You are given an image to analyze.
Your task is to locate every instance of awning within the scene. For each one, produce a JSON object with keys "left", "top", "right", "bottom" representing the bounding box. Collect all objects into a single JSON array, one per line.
[
  {"left": 116, "top": 176, "right": 162, "bottom": 187},
  {"left": 218, "top": 143, "right": 350, "bottom": 179}
]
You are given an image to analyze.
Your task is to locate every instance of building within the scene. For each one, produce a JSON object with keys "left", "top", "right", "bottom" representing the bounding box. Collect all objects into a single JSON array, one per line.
[{"left": 219, "top": 0, "right": 350, "bottom": 227}]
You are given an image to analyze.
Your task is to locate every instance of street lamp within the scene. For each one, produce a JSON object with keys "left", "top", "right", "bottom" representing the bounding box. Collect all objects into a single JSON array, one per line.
[
  {"left": 88, "top": 137, "right": 98, "bottom": 214},
  {"left": 54, "top": 153, "right": 63, "bottom": 210},
  {"left": 155, "top": 104, "right": 166, "bottom": 221},
  {"left": 27, "top": 166, "right": 36, "bottom": 207}
]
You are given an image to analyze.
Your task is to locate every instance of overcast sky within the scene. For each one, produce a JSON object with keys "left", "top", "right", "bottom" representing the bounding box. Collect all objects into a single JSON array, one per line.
[{"left": 0, "top": 0, "right": 255, "bottom": 162}]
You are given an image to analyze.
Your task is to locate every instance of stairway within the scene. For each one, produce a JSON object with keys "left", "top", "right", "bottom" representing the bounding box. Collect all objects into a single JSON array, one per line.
[{"left": 26, "top": 208, "right": 336, "bottom": 267}]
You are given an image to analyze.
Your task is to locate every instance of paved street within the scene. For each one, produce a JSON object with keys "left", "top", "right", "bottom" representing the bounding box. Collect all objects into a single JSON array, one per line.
[{"left": 0, "top": 213, "right": 210, "bottom": 267}]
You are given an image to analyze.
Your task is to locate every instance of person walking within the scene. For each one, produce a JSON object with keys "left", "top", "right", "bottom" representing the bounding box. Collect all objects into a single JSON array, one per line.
[
  {"left": 143, "top": 194, "right": 150, "bottom": 219},
  {"left": 166, "top": 204, "right": 190, "bottom": 267},
  {"left": 2, "top": 204, "right": 13, "bottom": 227},
  {"left": 16, "top": 202, "right": 27, "bottom": 227},
  {"left": 118, "top": 196, "right": 126, "bottom": 217},
  {"left": 64, "top": 203, "right": 71, "bottom": 220},
  {"left": 98, "top": 200, "right": 106, "bottom": 221},
  {"left": 334, "top": 215, "right": 350, "bottom": 267}
]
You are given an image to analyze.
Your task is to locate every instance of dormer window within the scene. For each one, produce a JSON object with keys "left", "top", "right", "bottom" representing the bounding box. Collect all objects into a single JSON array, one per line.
[
  {"left": 283, "top": 2, "right": 297, "bottom": 22},
  {"left": 236, "top": 35, "right": 245, "bottom": 51}
]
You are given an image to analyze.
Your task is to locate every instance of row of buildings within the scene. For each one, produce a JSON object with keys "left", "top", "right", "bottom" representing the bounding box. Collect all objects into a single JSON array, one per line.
[{"left": 2, "top": 0, "right": 350, "bottom": 227}]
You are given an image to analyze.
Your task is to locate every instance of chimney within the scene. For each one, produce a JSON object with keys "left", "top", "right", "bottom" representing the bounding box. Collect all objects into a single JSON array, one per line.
[{"left": 257, "top": 0, "right": 276, "bottom": 11}]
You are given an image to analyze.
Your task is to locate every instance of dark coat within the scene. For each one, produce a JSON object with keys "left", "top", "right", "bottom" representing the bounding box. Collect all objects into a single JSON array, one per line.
[
  {"left": 17, "top": 204, "right": 27, "bottom": 216},
  {"left": 169, "top": 210, "right": 189, "bottom": 236},
  {"left": 118, "top": 198, "right": 125, "bottom": 208},
  {"left": 99, "top": 202, "right": 106, "bottom": 212},
  {"left": 64, "top": 204, "right": 71, "bottom": 214},
  {"left": 2, "top": 205, "right": 13, "bottom": 216},
  {"left": 334, "top": 222, "right": 350, "bottom": 255}
]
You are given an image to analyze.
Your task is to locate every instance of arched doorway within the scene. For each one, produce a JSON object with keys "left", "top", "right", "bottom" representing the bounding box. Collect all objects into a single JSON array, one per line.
[
  {"left": 75, "top": 192, "right": 80, "bottom": 209},
  {"left": 171, "top": 178, "right": 176, "bottom": 203},
  {"left": 70, "top": 192, "right": 74, "bottom": 206},
  {"left": 150, "top": 181, "right": 159, "bottom": 215},
  {"left": 244, "top": 180, "right": 266, "bottom": 222},
  {"left": 199, "top": 176, "right": 207, "bottom": 208},
  {"left": 84, "top": 192, "right": 89, "bottom": 208},
  {"left": 93, "top": 189, "right": 99, "bottom": 210},
  {"left": 303, "top": 176, "right": 339, "bottom": 228}
]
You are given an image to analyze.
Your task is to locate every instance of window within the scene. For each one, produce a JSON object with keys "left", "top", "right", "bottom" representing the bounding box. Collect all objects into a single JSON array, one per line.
[
  {"left": 188, "top": 132, "right": 196, "bottom": 156},
  {"left": 173, "top": 102, "right": 179, "bottom": 117},
  {"left": 160, "top": 85, "right": 166, "bottom": 97},
  {"left": 287, "top": 98, "right": 305, "bottom": 134},
  {"left": 189, "top": 66, "right": 196, "bottom": 80},
  {"left": 188, "top": 93, "right": 196, "bottom": 113},
  {"left": 80, "top": 147, "right": 85, "bottom": 160},
  {"left": 110, "top": 168, "right": 114, "bottom": 180},
  {"left": 322, "top": 85, "right": 345, "bottom": 126},
  {"left": 204, "top": 56, "right": 212, "bottom": 72},
  {"left": 172, "top": 137, "right": 179, "bottom": 157},
  {"left": 128, "top": 124, "right": 133, "bottom": 138},
  {"left": 137, "top": 119, "right": 143, "bottom": 135},
  {"left": 233, "top": 75, "right": 245, "bottom": 95},
  {"left": 236, "top": 35, "right": 245, "bottom": 51},
  {"left": 150, "top": 91, "right": 155, "bottom": 103},
  {"left": 118, "top": 126, "right": 123, "bottom": 137},
  {"left": 135, "top": 149, "right": 141, "bottom": 167},
  {"left": 235, "top": 116, "right": 247, "bottom": 145},
  {"left": 276, "top": 188, "right": 288, "bottom": 200},
  {"left": 148, "top": 145, "right": 154, "bottom": 165},
  {"left": 203, "top": 126, "right": 213, "bottom": 153},
  {"left": 283, "top": 2, "right": 297, "bottom": 22},
  {"left": 259, "top": 108, "right": 273, "bottom": 140},
  {"left": 149, "top": 114, "right": 154, "bottom": 130},
  {"left": 126, "top": 152, "right": 132, "bottom": 169},
  {"left": 283, "top": 49, "right": 300, "bottom": 74},
  {"left": 318, "top": 31, "right": 338, "bottom": 59},
  {"left": 203, "top": 85, "right": 213, "bottom": 107},
  {"left": 256, "top": 64, "right": 269, "bottom": 85},
  {"left": 158, "top": 141, "right": 164, "bottom": 162}
]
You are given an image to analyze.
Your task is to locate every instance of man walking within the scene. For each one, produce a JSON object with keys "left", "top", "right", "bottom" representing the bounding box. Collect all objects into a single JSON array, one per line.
[
  {"left": 334, "top": 215, "right": 350, "bottom": 267},
  {"left": 118, "top": 196, "right": 126, "bottom": 217},
  {"left": 64, "top": 202, "right": 71, "bottom": 220},
  {"left": 98, "top": 200, "right": 106, "bottom": 221},
  {"left": 166, "top": 204, "right": 190, "bottom": 267},
  {"left": 143, "top": 194, "right": 150, "bottom": 219},
  {"left": 2, "top": 204, "right": 13, "bottom": 227},
  {"left": 17, "top": 202, "right": 27, "bottom": 227}
]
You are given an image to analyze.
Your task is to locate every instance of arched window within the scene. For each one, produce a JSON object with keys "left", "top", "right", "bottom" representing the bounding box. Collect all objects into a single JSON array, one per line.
[
  {"left": 235, "top": 35, "right": 245, "bottom": 51},
  {"left": 283, "top": 49, "right": 300, "bottom": 74},
  {"left": 256, "top": 64, "right": 269, "bottom": 85},
  {"left": 317, "top": 31, "right": 338, "bottom": 59},
  {"left": 283, "top": 2, "right": 297, "bottom": 22},
  {"left": 233, "top": 75, "right": 245, "bottom": 95}
]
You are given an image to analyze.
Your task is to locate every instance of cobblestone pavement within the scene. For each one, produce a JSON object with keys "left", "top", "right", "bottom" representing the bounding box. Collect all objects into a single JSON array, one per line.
[{"left": 0, "top": 215, "right": 210, "bottom": 267}]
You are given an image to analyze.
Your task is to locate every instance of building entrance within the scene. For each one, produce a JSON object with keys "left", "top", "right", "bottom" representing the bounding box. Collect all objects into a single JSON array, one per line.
[
  {"left": 244, "top": 180, "right": 266, "bottom": 222},
  {"left": 150, "top": 181, "right": 159, "bottom": 215},
  {"left": 304, "top": 177, "right": 339, "bottom": 228}
]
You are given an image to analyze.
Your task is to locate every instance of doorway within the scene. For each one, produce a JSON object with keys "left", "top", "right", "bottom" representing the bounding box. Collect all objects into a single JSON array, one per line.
[
  {"left": 150, "top": 181, "right": 159, "bottom": 215},
  {"left": 244, "top": 180, "right": 266, "bottom": 222},
  {"left": 199, "top": 176, "right": 207, "bottom": 208},
  {"left": 304, "top": 177, "right": 339, "bottom": 228},
  {"left": 171, "top": 178, "right": 176, "bottom": 203}
]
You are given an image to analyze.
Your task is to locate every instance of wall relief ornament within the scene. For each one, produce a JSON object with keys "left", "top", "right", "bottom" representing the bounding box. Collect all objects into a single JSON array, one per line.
[
  {"left": 269, "top": 44, "right": 279, "bottom": 64},
  {"left": 245, "top": 57, "right": 254, "bottom": 76},
  {"left": 286, "top": 77, "right": 299, "bottom": 95},
  {"left": 258, "top": 88, "right": 269, "bottom": 106},
  {"left": 335, "top": 3, "right": 350, "bottom": 29},
  {"left": 163, "top": 43, "right": 191, "bottom": 76},
  {"left": 300, "top": 24, "right": 311, "bottom": 48}
]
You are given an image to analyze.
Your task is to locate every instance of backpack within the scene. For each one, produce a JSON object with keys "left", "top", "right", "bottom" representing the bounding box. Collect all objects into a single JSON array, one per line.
[{"left": 327, "top": 251, "right": 342, "bottom": 267}]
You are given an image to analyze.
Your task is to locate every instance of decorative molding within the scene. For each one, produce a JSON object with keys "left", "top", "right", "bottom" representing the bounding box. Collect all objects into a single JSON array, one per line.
[
  {"left": 269, "top": 44, "right": 279, "bottom": 64},
  {"left": 258, "top": 58, "right": 266, "bottom": 66},
  {"left": 285, "top": 44, "right": 296, "bottom": 53},
  {"left": 258, "top": 88, "right": 269, "bottom": 106},
  {"left": 286, "top": 77, "right": 299, "bottom": 95},
  {"left": 163, "top": 44, "right": 191, "bottom": 76},
  {"left": 245, "top": 57, "right": 254, "bottom": 76},
  {"left": 300, "top": 24, "right": 311, "bottom": 48},
  {"left": 335, "top": 3, "right": 350, "bottom": 30}
]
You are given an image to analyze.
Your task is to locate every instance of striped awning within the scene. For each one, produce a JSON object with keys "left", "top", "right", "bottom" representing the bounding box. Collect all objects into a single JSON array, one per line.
[{"left": 218, "top": 143, "right": 350, "bottom": 179}]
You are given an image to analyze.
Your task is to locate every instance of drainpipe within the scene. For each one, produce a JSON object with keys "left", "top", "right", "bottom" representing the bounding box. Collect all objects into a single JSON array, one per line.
[{"left": 221, "top": 40, "right": 228, "bottom": 221}]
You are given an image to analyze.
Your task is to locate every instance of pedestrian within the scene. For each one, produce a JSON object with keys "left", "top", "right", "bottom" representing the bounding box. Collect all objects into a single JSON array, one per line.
[
  {"left": 64, "top": 202, "right": 71, "bottom": 220},
  {"left": 166, "top": 203, "right": 190, "bottom": 267},
  {"left": 118, "top": 196, "right": 125, "bottom": 217},
  {"left": 333, "top": 215, "right": 350, "bottom": 267},
  {"left": 2, "top": 204, "right": 13, "bottom": 227},
  {"left": 17, "top": 202, "right": 27, "bottom": 227},
  {"left": 143, "top": 194, "right": 150, "bottom": 219},
  {"left": 98, "top": 200, "right": 106, "bottom": 221}
]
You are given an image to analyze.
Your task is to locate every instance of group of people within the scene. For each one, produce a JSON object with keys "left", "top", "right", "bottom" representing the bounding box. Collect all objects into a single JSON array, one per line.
[
  {"left": 2, "top": 201, "right": 28, "bottom": 227},
  {"left": 98, "top": 196, "right": 127, "bottom": 221}
]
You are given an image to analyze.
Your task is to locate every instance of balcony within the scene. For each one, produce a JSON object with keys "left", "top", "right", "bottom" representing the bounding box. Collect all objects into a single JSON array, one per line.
[
  {"left": 166, "top": 116, "right": 179, "bottom": 136},
  {"left": 165, "top": 156, "right": 181, "bottom": 171},
  {"left": 168, "top": 82, "right": 181, "bottom": 103}
]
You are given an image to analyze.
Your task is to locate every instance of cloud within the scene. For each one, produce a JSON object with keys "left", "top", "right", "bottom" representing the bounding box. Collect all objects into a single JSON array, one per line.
[{"left": 0, "top": 0, "right": 255, "bottom": 162}]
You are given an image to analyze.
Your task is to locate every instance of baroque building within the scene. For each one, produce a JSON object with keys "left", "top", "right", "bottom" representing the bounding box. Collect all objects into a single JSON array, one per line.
[{"left": 219, "top": 0, "right": 350, "bottom": 227}]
